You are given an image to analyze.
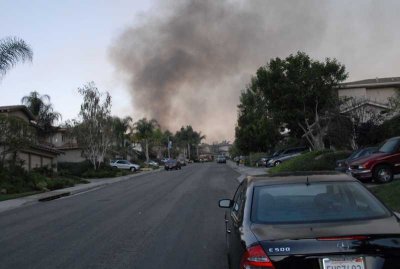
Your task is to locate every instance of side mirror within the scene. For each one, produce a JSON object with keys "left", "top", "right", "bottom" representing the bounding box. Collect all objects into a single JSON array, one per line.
[
  {"left": 219, "top": 199, "right": 232, "bottom": 208},
  {"left": 394, "top": 212, "right": 400, "bottom": 219}
]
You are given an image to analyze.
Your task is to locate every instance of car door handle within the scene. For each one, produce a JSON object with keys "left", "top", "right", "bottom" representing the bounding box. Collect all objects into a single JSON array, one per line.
[
  {"left": 226, "top": 229, "right": 231, "bottom": 234},
  {"left": 225, "top": 219, "right": 228, "bottom": 223}
]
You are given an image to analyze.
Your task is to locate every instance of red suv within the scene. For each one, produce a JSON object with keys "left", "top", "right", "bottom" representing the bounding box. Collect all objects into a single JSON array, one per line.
[{"left": 348, "top": 136, "right": 400, "bottom": 183}]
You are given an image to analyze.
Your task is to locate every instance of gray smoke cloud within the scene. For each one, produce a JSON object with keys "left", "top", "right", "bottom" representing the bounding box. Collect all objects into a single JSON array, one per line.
[{"left": 109, "top": 0, "right": 329, "bottom": 142}]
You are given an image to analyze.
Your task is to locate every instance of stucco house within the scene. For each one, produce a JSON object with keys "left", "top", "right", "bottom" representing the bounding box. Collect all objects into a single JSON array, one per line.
[
  {"left": 0, "top": 105, "right": 62, "bottom": 171},
  {"left": 338, "top": 77, "right": 400, "bottom": 120},
  {"left": 48, "top": 128, "right": 86, "bottom": 163}
]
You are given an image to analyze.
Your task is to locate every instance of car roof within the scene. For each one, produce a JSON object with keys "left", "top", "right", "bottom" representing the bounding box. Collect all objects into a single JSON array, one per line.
[{"left": 246, "top": 171, "right": 357, "bottom": 187}]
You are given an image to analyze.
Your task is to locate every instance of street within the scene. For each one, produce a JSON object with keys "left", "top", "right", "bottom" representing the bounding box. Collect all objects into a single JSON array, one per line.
[{"left": 0, "top": 163, "right": 239, "bottom": 269}]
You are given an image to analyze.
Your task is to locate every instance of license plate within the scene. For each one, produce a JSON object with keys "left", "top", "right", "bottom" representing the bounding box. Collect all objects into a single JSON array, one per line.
[{"left": 322, "top": 257, "right": 365, "bottom": 269}]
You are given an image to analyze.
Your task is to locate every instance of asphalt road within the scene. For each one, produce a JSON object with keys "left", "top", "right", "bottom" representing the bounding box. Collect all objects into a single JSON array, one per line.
[{"left": 0, "top": 163, "right": 239, "bottom": 269}]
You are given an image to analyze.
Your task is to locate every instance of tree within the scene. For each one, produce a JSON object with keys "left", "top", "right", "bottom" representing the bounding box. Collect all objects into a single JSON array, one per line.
[
  {"left": 0, "top": 115, "right": 36, "bottom": 168},
  {"left": 21, "top": 91, "right": 61, "bottom": 134},
  {"left": 175, "top": 126, "right": 205, "bottom": 160},
  {"left": 0, "top": 37, "right": 33, "bottom": 78},
  {"left": 111, "top": 116, "right": 132, "bottom": 158},
  {"left": 253, "top": 52, "right": 347, "bottom": 150},
  {"left": 192, "top": 131, "right": 206, "bottom": 159},
  {"left": 133, "top": 118, "right": 159, "bottom": 163},
  {"left": 234, "top": 78, "right": 281, "bottom": 154},
  {"left": 73, "top": 82, "right": 113, "bottom": 170},
  {"left": 340, "top": 97, "right": 385, "bottom": 149}
]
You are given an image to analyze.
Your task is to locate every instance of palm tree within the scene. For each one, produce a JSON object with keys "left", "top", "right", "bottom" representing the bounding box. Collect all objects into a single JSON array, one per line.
[
  {"left": 133, "top": 118, "right": 159, "bottom": 162},
  {"left": 0, "top": 37, "right": 33, "bottom": 78},
  {"left": 175, "top": 126, "right": 205, "bottom": 160},
  {"left": 193, "top": 131, "right": 206, "bottom": 159},
  {"left": 21, "top": 91, "right": 61, "bottom": 134},
  {"left": 111, "top": 116, "right": 133, "bottom": 158},
  {"left": 21, "top": 91, "right": 50, "bottom": 116}
]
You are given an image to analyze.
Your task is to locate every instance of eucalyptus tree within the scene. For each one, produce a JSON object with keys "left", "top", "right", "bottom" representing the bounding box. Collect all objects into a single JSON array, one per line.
[
  {"left": 73, "top": 82, "right": 113, "bottom": 170},
  {"left": 0, "top": 37, "right": 32, "bottom": 78}
]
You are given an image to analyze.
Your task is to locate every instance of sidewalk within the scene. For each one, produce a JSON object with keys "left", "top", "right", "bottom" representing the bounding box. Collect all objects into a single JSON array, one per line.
[
  {"left": 226, "top": 160, "right": 268, "bottom": 182},
  {"left": 0, "top": 168, "right": 162, "bottom": 214}
]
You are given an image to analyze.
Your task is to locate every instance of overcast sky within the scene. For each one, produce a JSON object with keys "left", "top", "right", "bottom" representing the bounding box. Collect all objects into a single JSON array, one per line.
[{"left": 1, "top": 0, "right": 400, "bottom": 142}]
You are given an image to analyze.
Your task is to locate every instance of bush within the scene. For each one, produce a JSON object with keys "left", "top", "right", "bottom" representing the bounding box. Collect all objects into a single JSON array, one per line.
[
  {"left": 58, "top": 161, "right": 93, "bottom": 177},
  {"left": 269, "top": 150, "right": 351, "bottom": 174},
  {"left": 0, "top": 164, "right": 85, "bottom": 194},
  {"left": 248, "top": 152, "right": 268, "bottom": 167},
  {"left": 32, "top": 166, "right": 55, "bottom": 177}
]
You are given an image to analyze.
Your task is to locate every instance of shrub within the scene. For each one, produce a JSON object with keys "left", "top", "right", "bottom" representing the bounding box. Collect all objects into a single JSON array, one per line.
[
  {"left": 249, "top": 152, "right": 268, "bottom": 167},
  {"left": 81, "top": 169, "right": 116, "bottom": 178},
  {"left": 58, "top": 161, "right": 93, "bottom": 177},
  {"left": 46, "top": 178, "right": 75, "bottom": 190},
  {"left": 269, "top": 150, "right": 351, "bottom": 174}
]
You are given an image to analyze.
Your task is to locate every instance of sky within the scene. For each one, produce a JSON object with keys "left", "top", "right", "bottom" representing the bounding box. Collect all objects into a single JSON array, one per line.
[{"left": 2, "top": 0, "right": 400, "bottom": 143}]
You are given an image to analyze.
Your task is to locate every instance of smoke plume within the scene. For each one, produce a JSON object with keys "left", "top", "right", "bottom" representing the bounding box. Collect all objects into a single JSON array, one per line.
[{"left": 110, "top": 0, "right": 328, "bottom": 141}]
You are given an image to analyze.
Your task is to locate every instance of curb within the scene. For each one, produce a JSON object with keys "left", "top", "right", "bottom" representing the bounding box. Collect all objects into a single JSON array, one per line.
[
  {"left": 47, "top": 168, "right": 164, "bottom": 200},
  {"left": 0, "top": 168, "right": 163, "bottom": 213}
]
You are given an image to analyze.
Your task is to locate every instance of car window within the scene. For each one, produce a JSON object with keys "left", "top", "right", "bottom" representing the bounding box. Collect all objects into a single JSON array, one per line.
[
  {"left": 232, "top": 182, "right": 246, "bottom": 215},
  {"left": 251, "top": 181, "right": 390, "bottom": 224}
]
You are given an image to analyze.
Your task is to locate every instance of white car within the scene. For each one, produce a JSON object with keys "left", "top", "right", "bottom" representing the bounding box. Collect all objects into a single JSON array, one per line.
[
  {"left": 146, "top": 160, "right": 159, "bottom": 167},
  {"left": 110, "top": 160, "right": 140, "bottom": 172}
]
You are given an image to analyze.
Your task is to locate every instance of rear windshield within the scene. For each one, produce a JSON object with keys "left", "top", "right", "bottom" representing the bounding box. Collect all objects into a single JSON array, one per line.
[{"left": 251, "top": 182, "right": 390, "bottom": 224}]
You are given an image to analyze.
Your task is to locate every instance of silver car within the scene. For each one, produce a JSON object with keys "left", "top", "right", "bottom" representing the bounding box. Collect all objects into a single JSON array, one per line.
[
  {"left": 110, "top": 160, "right": 140, "bottom": 172},
  {"left": 267, "top": 147, "right": 309, "bottom": 167}
]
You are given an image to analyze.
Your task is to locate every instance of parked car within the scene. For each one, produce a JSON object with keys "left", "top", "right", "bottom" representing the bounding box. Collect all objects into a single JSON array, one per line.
[
  {"left": 164, "top": 159, "right": 181, "bottom": 170},
  {"left": 219, "top": 172, "right": 400, "bottom": 269},
  {"left": 178, "top": 158, "right": 187, "bottom": 166},
  {"left": 335, "top": 147, "right": 377, "bottom": 173},
  {"left": 160, "top": 158, "right": 169, "bottom": 163},
  {"left": 348, "top": 136, "right": 400, "bottom": 183},
  {"left": 145, "top": 160, "right": 159, "bottom": 167},
  {"left": 255, "top": 157, "right": 268, "bottom": 167},
  {"left": 216, "top": 155, "right": 226, "bottom": 163},
  {"left": 110, "top": 160, "right": 140, "bottom": 172},
  {"left": 266, "top": 146, "right": 309, "bottom": 167}
]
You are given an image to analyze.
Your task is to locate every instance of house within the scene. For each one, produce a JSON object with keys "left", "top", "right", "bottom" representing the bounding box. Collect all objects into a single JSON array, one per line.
[
  {"left": 0, "top": 105, "right": 62, "bottom": 171},
  {"left": 49, "top": 128, "right": 86, "bottom": 163},
  {"left": 338, "top": 77, "right": 400, "bottom": 119}
]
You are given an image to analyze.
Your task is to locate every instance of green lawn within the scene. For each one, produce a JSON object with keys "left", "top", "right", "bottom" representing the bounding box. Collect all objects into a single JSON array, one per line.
[
  {"left": 0, "top": 191, "right": 42, "bottom": 202},
  {"left": 371, "top": 180, "right": 400, "bottom": 212}
]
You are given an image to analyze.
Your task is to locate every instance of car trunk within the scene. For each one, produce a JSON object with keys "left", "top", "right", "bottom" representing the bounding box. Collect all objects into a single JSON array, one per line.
[{"left": 251, "top": 217, "right": 400, "bottom": 269}]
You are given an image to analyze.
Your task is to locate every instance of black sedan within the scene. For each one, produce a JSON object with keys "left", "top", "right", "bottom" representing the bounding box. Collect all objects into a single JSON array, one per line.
[
  {"left": 164, "top": 159, "right": 181, "bottom": 170},
  {"left": 219, "top": 172, "right": 400, "bottom": 269}
]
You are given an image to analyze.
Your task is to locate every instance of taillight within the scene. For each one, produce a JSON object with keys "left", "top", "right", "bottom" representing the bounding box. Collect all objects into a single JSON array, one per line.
[{"left": 240, "top": 244, "right": 275, "bottom": 269}]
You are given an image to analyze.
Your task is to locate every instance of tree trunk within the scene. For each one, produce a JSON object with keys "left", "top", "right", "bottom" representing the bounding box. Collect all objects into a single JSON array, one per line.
[
  {"left": 187, "top": 143, "right": 191, "bottom": 160},
  {"left": 145, "top": 139, "right": 149, "bottom": 163}
]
